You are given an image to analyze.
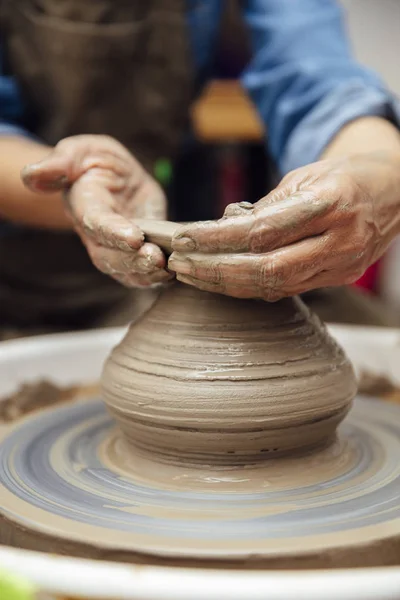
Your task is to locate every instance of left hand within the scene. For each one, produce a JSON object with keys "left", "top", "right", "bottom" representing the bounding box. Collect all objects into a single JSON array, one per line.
[
  {"left": 169, "top": 154, "right": 400, "bottom": 300},
  {"left": 22, "top": 135, "right": 171, "bottom": 288}
]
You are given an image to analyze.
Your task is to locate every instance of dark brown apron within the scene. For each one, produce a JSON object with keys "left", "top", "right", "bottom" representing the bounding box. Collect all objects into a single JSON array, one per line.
[{"left": 0, "top": 0, "right": 193, "bottom": 336}]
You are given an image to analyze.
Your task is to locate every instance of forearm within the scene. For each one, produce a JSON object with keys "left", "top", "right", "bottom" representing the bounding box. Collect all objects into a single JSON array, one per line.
[
  {"left": 322, "top": 116, "right": 400, "bottom": 160},
  {"left": 0, "top": 136, "right": 72, "bottom": 229}
]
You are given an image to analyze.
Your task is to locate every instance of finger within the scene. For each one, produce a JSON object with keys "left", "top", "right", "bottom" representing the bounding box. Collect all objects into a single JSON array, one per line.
[
  {"left": 250, "top": 190, "right": 332, "bottom": 253},
  {"left": 174, "top": 260, "right": 278, "bottom": 300},
  {"left": 177, "top": 265, "right": 355, "bottom": 301},
  {"left": 172, "top": 191, "right": 332, "bottom": 254},
  {"left": 170, "top": 235, "right": 333, "bottom": 300},
  {"left": 22, "top": 136, "right": 89, "bottom": 192},
  {"left": 22, "top": 153, "right": 71, "bottom": 193},
  {"left": 84, "top": 240, "right": 167, "bottom": 279},
  {"left": 22, "top": 135, "right": 135, "bottom": 193},
  {"left": 70, "top": 182, "right": 143, "bottom": 250},
  {"left": 172, "top": 215, "right": 253, "bottom": 253},
  {"left": 134, "top": 242, "right": 168, "bottom": 272}
]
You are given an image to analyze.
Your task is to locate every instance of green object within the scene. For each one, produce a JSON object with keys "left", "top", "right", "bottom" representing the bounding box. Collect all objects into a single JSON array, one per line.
[
  {"left": 0, "top": 570, "right": 36, "bottom": 600},
  {"left": 154, "top": 158, "right": 173, "bottom": 187}
]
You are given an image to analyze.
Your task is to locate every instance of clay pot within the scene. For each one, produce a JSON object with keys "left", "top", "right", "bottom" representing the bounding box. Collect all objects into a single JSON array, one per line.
[{"left": 101, "top": 283, "right": 356, "bottom": 466}]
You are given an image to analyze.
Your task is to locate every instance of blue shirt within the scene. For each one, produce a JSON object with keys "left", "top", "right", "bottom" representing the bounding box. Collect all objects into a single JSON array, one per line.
[{"left": 1, "top": 0, "right": 400, "bottom": 176}]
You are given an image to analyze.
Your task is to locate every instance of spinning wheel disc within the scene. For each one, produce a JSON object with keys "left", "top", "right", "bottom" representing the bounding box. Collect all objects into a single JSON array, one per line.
[{"left": 1, "top": 395, "right": 400, "bottom": 568}]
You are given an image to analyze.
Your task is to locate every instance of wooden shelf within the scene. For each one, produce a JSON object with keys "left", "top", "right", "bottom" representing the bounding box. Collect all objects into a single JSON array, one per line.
[{"left": 191, "top": 80, "right": 264, "bottom": 143}]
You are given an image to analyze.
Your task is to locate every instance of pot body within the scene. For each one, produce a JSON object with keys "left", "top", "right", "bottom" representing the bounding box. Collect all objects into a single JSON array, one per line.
[{"left": 102, "top": 284, "right": 356, "bottom": 465}]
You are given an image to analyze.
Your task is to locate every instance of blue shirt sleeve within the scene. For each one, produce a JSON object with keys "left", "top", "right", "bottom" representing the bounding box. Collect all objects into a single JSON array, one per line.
[
  {"left": 241, "top": 0, "right": 400, "bottom": 174},
  {"left": 0, "top": 45, "right": 32, "bottom": 138}
]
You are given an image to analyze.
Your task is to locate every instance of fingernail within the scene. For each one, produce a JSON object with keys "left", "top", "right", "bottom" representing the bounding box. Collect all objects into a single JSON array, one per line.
[
  {"left": 21, "top": 164, "right": 33, "bottom": 180},
  {"left": 172, "top": 236, "right": 196, "bottom": 251},
  {"left": 168, "top": 256, "right": 191, "bottom": 275},
  {"left": 134, "top": 257, "right": 153, "bottom": 273},
  {"left": 29, "top": 174, "right": 69, "bottom": 192},
  {"left": 40, "top": 177, "right": 68, "bottom": 191}
]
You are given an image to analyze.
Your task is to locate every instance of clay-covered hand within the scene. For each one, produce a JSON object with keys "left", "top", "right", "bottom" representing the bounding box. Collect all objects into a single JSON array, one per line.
[
  {"left": 169, "top": 154, "right": 400, "bottom": 300},
  {"left": 22, "top": 135, "right": 172, "bottom": 287}
]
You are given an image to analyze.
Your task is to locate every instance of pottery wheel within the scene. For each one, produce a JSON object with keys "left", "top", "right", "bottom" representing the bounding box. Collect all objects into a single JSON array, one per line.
[{"left": 1, "top": 394, "right": 400, "bottom": 569}]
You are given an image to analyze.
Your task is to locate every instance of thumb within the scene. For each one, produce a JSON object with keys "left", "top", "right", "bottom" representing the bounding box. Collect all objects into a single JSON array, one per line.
[{"left": 21, "top": 152, "right": 71, "bottom": 194}]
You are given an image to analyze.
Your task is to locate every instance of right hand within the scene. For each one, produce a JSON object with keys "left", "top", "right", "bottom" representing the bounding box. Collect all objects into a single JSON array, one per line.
[{"left": 22, "top": 135, "right": 172, "bottom": 288}]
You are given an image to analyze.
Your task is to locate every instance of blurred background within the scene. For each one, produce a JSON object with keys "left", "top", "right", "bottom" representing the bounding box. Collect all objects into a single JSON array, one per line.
[{"left": 175, "top": 0, "right": 400, "bottom": 310}]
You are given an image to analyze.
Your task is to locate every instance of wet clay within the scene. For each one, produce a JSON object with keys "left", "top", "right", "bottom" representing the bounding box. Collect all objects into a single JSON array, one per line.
[
  {"left": 102, "top": 282, "right": 356, "bottom": 465},
  {"left": 1, "top": 219, "right": 399, "bottom": 569},
  {"left": 0, "top": 380, "right": 99, "bottom": 422}
]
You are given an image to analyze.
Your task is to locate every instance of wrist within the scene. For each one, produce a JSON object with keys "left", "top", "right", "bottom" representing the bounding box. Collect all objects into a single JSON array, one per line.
[
  {"left": 360, "top": 152, "right": 400, "bottom": 252},
  {"left": 322, "top": 116, "right": 400, "bottom": 161}
]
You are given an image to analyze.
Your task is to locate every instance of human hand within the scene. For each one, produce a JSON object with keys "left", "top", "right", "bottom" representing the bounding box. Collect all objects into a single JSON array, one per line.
[
  {"left": 22, "top": 135, "right": 172, "bottom": 287},
  {"left": 169, "top": 153, "right": 400, "bottom": 300}
]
